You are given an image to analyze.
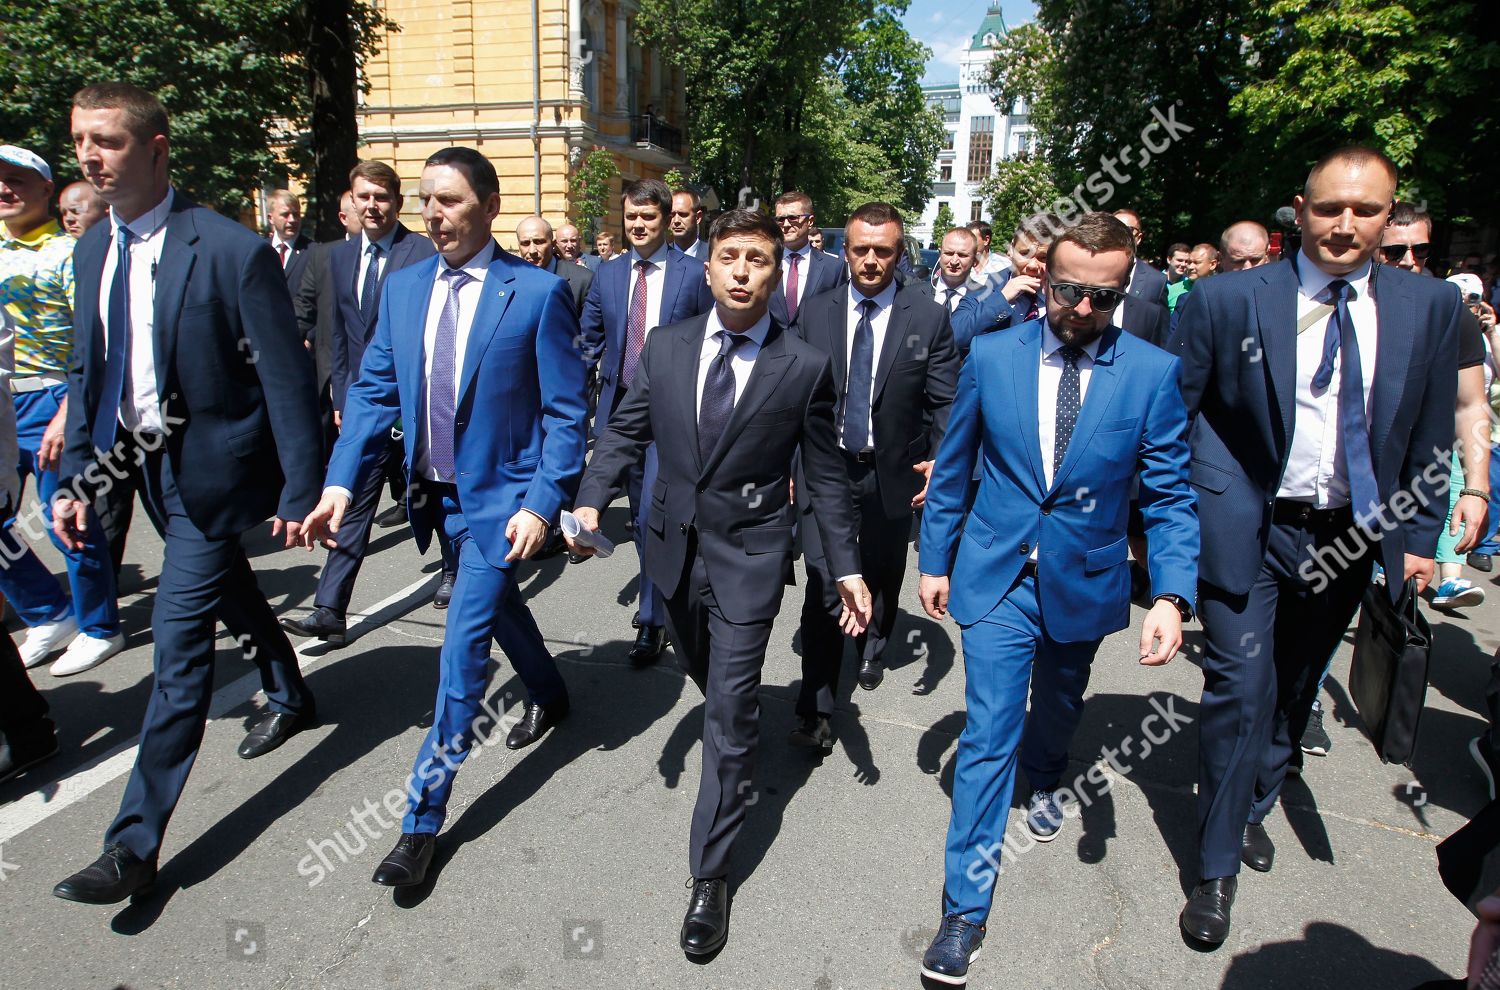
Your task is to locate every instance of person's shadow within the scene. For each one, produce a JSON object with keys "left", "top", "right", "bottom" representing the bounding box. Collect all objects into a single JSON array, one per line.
[{"left": 1217, "top": 921, "right": 1457, "bottom": 989}]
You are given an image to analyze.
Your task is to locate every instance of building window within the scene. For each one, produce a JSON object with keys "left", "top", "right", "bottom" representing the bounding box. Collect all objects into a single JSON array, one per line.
[
  {"left": 967, "top": 116, "right": 993, "bottom": 182},
  {"left": 939, "top": 163, "right": 952, "bottom": 182},
  {"left": 1014, "top": 131, "right": 1034, "bottom": 156},
  {"left": 942, "top": 129, "right": 954, "bottom": 151},
  {"left": 970, "top": 201, "right": 984, "bottom": 222}
]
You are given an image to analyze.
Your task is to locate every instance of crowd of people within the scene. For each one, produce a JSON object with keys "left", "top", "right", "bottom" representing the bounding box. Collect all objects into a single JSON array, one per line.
[{"left": 1, "top": 80, "right": 1498, "bottom": 986}]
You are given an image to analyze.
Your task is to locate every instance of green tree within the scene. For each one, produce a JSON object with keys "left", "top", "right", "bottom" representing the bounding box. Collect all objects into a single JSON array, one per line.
[
  {"left": 931, "top": 201, "right": 955, "bottom": 246},
  {"left": 976, "top": 154, "right": 1062, "bottom": 244},
  {"left": 569, "top": 147, "right": 620, "bottom": 240}
]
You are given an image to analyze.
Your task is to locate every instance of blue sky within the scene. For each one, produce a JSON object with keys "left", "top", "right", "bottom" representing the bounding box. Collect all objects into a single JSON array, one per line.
[{"left": 902, "top": 0, "right": 1037, "bottom": 84}]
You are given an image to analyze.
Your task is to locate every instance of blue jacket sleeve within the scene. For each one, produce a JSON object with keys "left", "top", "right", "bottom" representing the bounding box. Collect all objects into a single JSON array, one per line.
[{"left": 918, "top": 350, "right": 983, "bottom": 576}]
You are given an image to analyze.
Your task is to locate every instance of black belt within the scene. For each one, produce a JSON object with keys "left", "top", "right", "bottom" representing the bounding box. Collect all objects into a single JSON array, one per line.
[
  {"left": 842, "top": 448, "right": 876, "bottom": 464},
  {"left": 1272, "top": 499, "right": 1353, "bottom": 528},
  {"left": 1020, "top": 559, "right": 1038, "bottom": 578}
]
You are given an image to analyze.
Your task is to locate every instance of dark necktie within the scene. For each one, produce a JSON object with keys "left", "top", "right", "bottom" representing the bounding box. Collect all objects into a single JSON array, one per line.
[
  {"left": 842, "top": 298, "right": 877, "bottom": 451},
  {"left": 1023, "top": 293, "right": 1041, "bottom": 322},
  {"left": 277, "top": 242, "right": 289, "bottom": 268},
  {"left": 942, "top": 286, "right": 960, "bottom": 313},
  {"left": 94, "top": 225, "right": 132, "bottom": 453},
  {"left": 786, "top": 253, "right": 802, "bottom": 322},
  {"left": 1311, "top": 279, "right": 1380, "bottom": 527},
  {"left": 1053, "top": 344, "right": 1084, "bottom": 479},
  {"left": 698, "top": 330, "right": 751, "bottom": 461},
  {"left": 623, "top": 260, "right": 650, "bottom": 387},
  {"left": 427, "top": 268, "right": 472, "bottom": 481},
  {"left": 359, "top": 242, "right": 382, "bottom": 323}
]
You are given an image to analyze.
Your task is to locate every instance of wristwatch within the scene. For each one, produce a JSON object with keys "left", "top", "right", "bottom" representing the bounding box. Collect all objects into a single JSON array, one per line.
[{"left": 1153, "top": 593, "right": 1194, "bottom": 622}]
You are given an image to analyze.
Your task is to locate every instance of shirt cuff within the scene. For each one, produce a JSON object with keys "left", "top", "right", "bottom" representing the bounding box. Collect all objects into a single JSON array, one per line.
[
  {"left": 323, "top": 486, "right": 354, "bottom": 502},
  {"left": 834, "top": 573, "right": 862, "bottom": 582},
  {"left": 521, "top": 507, "right": 552, "bottom": 527}
]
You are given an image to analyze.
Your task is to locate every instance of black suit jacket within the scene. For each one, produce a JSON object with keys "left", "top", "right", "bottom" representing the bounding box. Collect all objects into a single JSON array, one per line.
[
  {"left": 547, "top": 256, "right": 595, "bottom": 315},
  {"left": 576, "top": 315, "right": 860, "bottom": 624},
  {"left": 1129, "top": 259, "right": 1169, "bottom": 308},
  {"left": 795, "top": 281, "right": 961, "bottom": 519},
  {"left": 274, "top": 232, "right": 315, "bottom": 295},
  {"left": 328, "top": 224, "right": 435, "bottom": 411},
  {"left": 63, "top": 193, "right": 323, "bottom": 536},
  {"left": 1117, "top": 294, "right": 1170, "bottom": 348},
  {"left": 770, "top": 247, "right": 849, "bottom": 326},
  {"left": 294, "top": 240, "right": 341, "bottom": 392}
]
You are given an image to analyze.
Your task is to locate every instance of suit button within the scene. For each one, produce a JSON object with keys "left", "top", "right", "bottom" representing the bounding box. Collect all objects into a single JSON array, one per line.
[
  {"left": 1041, "top": 507, "right": 1051, "bottom": 516},
  {"left": 696, "top": 485, "right": 705, "bottom": 493},
  {"left": 1019, "top": 542, "right": 1029, "bottom": 555},
  {"left": 679, "top": 523, "right": 688, "bottom": 535}
]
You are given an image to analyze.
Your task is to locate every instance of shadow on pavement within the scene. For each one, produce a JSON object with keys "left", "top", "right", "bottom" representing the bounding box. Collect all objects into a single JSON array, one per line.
[{"left": 1217, "top": 921, "right": 1456, "bottom": 989}]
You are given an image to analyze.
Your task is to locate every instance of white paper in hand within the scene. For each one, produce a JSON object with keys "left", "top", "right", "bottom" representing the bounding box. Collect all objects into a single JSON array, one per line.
[{"left": 560, "top": 510, "right": 614, "bottom": 558}]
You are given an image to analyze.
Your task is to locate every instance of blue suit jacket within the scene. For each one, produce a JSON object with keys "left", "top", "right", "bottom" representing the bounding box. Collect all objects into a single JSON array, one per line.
[
  {"left": 1170, "top": 259, "right": 1459, "bottom": 600},
  {"left": 325, "top": 244, "right": 589, "bottom": 568},
  {"left": 769, "top": 246, "right": 848, "bottom": 326},
  {"left": 328, "top": 224, "right": 435, "bottom": 412},
  {"left": 949, "top": 268, "right": 1034, "bottom": 351},
  {"left": 62, "top": 193, "right": 323, "bottom": 538},
  {"left": 920, "top": 319, "right": 1198, "bottom": 638},
  {"left": 580, "top": 245, "right": 714, "bottom": 435}
]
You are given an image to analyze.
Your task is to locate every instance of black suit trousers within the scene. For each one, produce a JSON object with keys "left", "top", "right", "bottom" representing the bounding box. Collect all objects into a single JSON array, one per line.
[
  {"left": 663, "top": 533, "right": 778, "bottom": 880},
  {"left": 797, "top": 455, "right": 911, "bottom": 717},
  {"left": 0, "top": 630, "right": 49, "bottom": 741}
]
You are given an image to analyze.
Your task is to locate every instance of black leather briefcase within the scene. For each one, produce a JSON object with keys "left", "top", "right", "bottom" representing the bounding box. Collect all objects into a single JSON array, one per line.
[{"left": 1348, "top": 578, "right": 1431, "bottom": 766}]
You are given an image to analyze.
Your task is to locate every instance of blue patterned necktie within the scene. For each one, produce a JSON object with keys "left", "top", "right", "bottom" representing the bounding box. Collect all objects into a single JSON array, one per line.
[
  {"left": 1311, "top": 279, "right": 1380, "bottom": 528},
  {"left": 698, "top": 330, "right": 751, "bottom": 462},
  {"left": 359, "top": 242, "right": 382, "bottom": 323},
  {"left": 93, "top": 224, "right": 132, "bottom": 453},
  {"left": 427, "top": 268, "right": 473, "bottom": 481},
  {"left": 842, "top": 299, "right": 876, "bottom": 451},
  {"left": 1053, "top": 344, "right": 1083, "bottom": 478}
]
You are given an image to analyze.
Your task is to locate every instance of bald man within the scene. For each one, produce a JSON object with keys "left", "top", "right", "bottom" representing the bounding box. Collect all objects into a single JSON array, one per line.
[
  {"left": 1219, "top": 222, "right": 1270, "bottom": 272},
  {"left": 57, "top": 181, "right": 107, "bottom": 238},
  {"left": 516, "top": 215, "right": 593, "bottom": 314}
]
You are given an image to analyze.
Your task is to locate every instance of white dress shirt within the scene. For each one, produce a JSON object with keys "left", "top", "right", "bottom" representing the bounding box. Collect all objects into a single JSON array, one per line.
[
  {"left": 271, "top": 233, "right": 297, "bottom": 268},
  {"left": 839, "top": 281, "right": 899, "bottom": 448},
  {"left": 1276, "top": 249, "right": 1378, "bottom": 507},
  {"left": 356, "top": 228, "right": 398, "bottom": 309},
  {"left": 101, "top": 189, "right": 174, "bottom": 436},
  {"left": 1036, "top": 325, "right": 1101, "bottom": 560},
  {"left": 694, "top": 309, "right": 771, "bottom": 411},
  {"left": 932, "top": 273, "right": 990, "bottom": 312},
  {"left": 781, "top": 243, "right": 815, "bottom": 312},
  {"left": 415, "top": 241, "right": 495, "bottom": 481},
  {"left": 626, "top": 243, "right": 670, "bottom": 337}
]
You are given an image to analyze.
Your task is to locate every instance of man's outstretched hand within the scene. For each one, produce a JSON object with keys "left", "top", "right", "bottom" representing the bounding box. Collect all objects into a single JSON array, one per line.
[{"left": 299, "top": 491, "right": 352, "bottom": 549}]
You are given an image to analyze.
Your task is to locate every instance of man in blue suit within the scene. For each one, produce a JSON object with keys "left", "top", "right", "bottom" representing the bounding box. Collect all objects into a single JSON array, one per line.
[
  {"left": 302, "top": 147, "right": 588, "bottom": 888},
  {"left": 916, "top": 213, "right": 1197, "bottom": 985},
  {"left": 579, "top": 177, "right": 712, "bottom": 665},
  {"left": 52, "top": 83, "right": 324, "bottom": 904},
  {"left": 949, "top": 212, "right": 1060, "bottom": 352},
  {"left": 769, "top": 190, "right": 848, "bottom": 325},
  {"left": 1171, "top": 146, "right": 1460, "bottom": 948}
]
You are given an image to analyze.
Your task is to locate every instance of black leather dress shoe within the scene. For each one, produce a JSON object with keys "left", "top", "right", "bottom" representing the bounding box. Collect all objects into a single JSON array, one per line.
[
  {"left": 372, "top": 832, "right": 436, "bottom": 886},
  {"left": 0, "top": 719, "right": 59, "bottom": 787},
  {"left": 628, "top": 625, "right": 668, "bottom": 666},
  {"left": 53, "top": 843, "right": 157, "bottom": 904},
  {"left": 506, "top": 701, "right": 569, "bottom": 750},
  {"left": 856, "top": 658, "right": 884, "bottom": 691},
  {"left": 1241, "top": 821, "right": 1275, "bottom": 873},
  {"left": 373, "top": 503, "right": 408, "bottom": 528},
  {"left": 238, "top": 707, "right": 316, "bottom": 760},
  {"left": 680, "top": 876, "right": 729, "bottom": 956},
  {"left": 1469, "top": 551, "right": 1494, "bottom": 573},
  {"left": 433, "top": 573, "right": 456, "bottom": 610},
  {"left": 279, "top": 606, "right": 347, "bottom": 646},
  {"left": 788, "top": 715, "right": 834, "bottom": 751},
  {"left": 1180, "top": 876, "right": 1237, "bottom": 948}
]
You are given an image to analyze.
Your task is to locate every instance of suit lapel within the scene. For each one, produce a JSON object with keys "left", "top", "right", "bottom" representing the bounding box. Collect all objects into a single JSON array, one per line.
[
  {"left": 1369, "top": 267, "right": 1414, "bottom": 468},
  {"left": 661, "top": 254, "right": 687, "bottom": 324},
  {"left": 73, "top": 227, "right": 108, "bottom": 379},
  {"left": 701, "top": 321, "right": 794, "bottom": 478},
  {"left": 1050, "top": 326, "right": 1124, "bottom": 495},
  {"left": 457, "top": 243, "right": 518, "bottom": 406},
  {"left": 153, "top": 201, "right": 201, "bottom": 398},
  {"left": 1011, "top": 321, "right": 1046, "bottom": 495},
  {"left": 1253, "top": 261, "right": 1299, "bottom": 450},
  {"left": 872, "top": 290, "right": 909, "bottom": 401},
  {"left": 674, "top": 320, "right": 708, "bottom": 473},
  {"left": 377, "top": 225, "right": 417, "bottom": 315}
]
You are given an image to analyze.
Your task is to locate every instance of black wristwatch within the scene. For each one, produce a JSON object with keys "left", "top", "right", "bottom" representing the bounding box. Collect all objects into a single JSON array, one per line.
[{"left": 1153, "top": 593, "right": 1194, "bottom": 622}]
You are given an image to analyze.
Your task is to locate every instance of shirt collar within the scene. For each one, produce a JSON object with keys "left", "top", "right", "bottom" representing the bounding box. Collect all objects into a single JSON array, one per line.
[
  {"left": 112, "top": 188, "right": 174, "bottom": 241},
  {"left": 707, "top": 307, "right": 772, "bottom": 347},
  {"left": 1295, "top": 247, "right": 1372, "bottom": 301},
  {"left": 786, "top": 243, "right": 812, "bottom": 261},
  {"left": 271, "top": 233, "right": 297, "bottom": 251},
  {"left": 1041, "top": 323, "right": 1102, "bottom": 362},
  {"left": 436, "top": 239, "right": 495, "bottom": 282},
  {"left": 849, "top": 279, "right": 898, "bottom": 312},
  {"left": 362, "top": 226, "right": 399, "bottom": 255},
  {"left": 3, "top": 218, "right": 63, "bottom": 247},
  {"left": 630, "top": 243, "right": 671, "bottom": 268}
]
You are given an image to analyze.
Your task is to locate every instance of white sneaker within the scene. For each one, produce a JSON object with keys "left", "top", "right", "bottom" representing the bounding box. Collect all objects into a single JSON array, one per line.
[
  {"left": 50, "top": 631, "right": 126, "bottom": 677},
  {"left": 18, "top": 615, "right": 80, "bottom": 669}
]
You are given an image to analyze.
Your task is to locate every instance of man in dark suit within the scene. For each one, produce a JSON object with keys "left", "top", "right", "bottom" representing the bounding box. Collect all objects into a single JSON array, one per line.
[
  {"left": 670, "top": 188, "right": 707, "bottom": 260},
  {"left": 294, "top": 190, "right": 362, "bottom": 462},
  {"left": 1112, "top": 208, "right": 1170, "bottom": 308},
  {"left": 1171, "top": 146, "right": 1461, "bottom": 948},
  {"left": 791, "top": 203, "right": 959, "bottom": 744},
  {"left": 916, "top": 213, "right": 1197, "bottom": 986},
  {"left": 568, "top": 208, "right": 872, "bottom": 955},
  {"left": 578, "top": 178, "right": 714, "bottom": 665},
  {"left": 515, "top": 214, "right": 593, "bottom": 314},
  {"left": 769, "top": 190, "right": 847, "bottom": 325},
  {"left": 281, "top": 160, "right": 452, "bottom": 647},
  {"left": 1112, "top": 281, "right": 1171, "bottom": 347},
  {"left": 302, "top": 147, "right": 588, "bottom": 888},
  {"left": 51, "top": 83, "right": 323, "bottom": 904},
  {"left": 920, "top": 227, "right": 1000, "bottom": 312},
  {"left": 267, "top": 189, "right": 314, "bottom": 294}
]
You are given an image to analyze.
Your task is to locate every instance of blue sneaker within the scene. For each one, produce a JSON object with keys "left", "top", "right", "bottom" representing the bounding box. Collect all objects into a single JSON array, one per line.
[
  {"left": 1432, "top": 578, "right": 1484, "bottom": 609},
  {"left": 1023, "top": 789, "right": 1065, "bottom": 842},
  {"left": 921, "top": 915, "right": 986, "bottom": 985}
]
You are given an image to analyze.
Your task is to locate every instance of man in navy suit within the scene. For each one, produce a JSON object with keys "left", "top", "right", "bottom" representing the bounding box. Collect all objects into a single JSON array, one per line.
[
  {"left": 266, "top": 189, "right": 314, "bottom": 294},
  {"left": 52, "top": 83, "right": 324, "bottom": 904},
  {"left": 1171, "top": 146, "right": 1460, "bottom": 948},
  {"left": 280, "top": 161, "right": 451, "bottom": 648},
  {"left": 916, "top": 213, "right": 1197, "bottom": 985},
  {"left": 769, "top": 191, "right": 847, "bottom": 325},
  {"left": 579, "top": 178, "right": 713, "bottom": 665},
  {"left": 669, "top": 187, "right": 707, "bottom": 260},
  {"left": 1112, "top": 208, "right": 1170, "bottom": 308},
  {"left": 302, "top": 147, "right": 588, "bottom": 888}
]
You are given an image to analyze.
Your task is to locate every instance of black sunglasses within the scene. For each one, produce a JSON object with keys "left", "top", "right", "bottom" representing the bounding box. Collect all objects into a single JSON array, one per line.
[
  {"left": 1049, "top": 281, "right": 1124, "bottom": 312},
  {"left": 1379, "top": 242, "right": 1430, "bottom": 263}
]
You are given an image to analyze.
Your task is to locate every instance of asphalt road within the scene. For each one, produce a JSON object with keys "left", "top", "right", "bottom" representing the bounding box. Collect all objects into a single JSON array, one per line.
[{"left": 0, "top": 490, "right": 1494, "bottom": 989}]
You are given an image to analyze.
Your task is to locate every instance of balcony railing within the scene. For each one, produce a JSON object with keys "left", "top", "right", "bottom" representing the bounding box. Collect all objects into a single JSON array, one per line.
[
  {"left": 631, "top": 114, "right": 682, "bottom": 156},
  {"left": 930, "top": 182, "right": 956, "bottom": 197}
]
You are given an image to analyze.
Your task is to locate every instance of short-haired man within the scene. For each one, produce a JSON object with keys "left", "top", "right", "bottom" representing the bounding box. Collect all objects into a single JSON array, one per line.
[
  {"left": 579, "top": 178, "right": 713, "bottom": 664},
  {"left": 1112, "top": 208, "right": 1170, "bottom": 307},
  {"left": 918, "top": 212, "right": 1196, "bottom": 984},
  {"left": 0, "top": 144, "right": 124, "bottom": 676},
  {"left": 58, "top": 180, "right": 107, "bottom": 238},
  {"left": 770, "top": 190, "right": 848, "bottom": 325},
  {"left": 968, "top": 219, "right": 1007, "bottom": 274},
  {"left": 1190, "top": 242, "right": 1220, "bottom": 280},
  {"left": 516, "top": 214, "right": 593, "bottom": 314},
  {"left": 266, "top": 189, "right": 313, "bottom": 290},
  {"left": 1172, "top": 146, "right": 1460, "bottom": 947},
  {"left": 1219, "top": 221, "right": 1271, "bottom": 272},
  {"left": 302, "top": 146, "right": 589, "bottom": 888},
  {"left": 568, "top": 208, "right": 871, "bottom": 956},
  {"left": 926, "top": 227, "right": 991, "bottom": 312},
  {"left": 594, "top": 231, "right": 616, "bottom": 262},
  {"left": 792, "top": 202, "right": 959, "bottom": 742},
  {"left": 555, "top": 221, "right": 584, "bottom": 264},
  {"left": 669, "top": 187, "right": 706, "bottom": 259},
  {"left": 53, "top": 83, "right": 323, "bottom": 904}
]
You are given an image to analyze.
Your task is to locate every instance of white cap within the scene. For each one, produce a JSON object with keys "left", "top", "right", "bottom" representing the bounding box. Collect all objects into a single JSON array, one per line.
[
  {"left": 1447, "top": 273, "right": 1484, "bottom": 303},
  {"left": 0, "top": 146, "right": 52, "bottom": 182}
]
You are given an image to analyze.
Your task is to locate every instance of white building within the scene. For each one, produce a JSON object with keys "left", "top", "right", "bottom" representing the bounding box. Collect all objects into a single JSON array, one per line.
[{"left": 914, "top": 4, "right": 1035, "bottom": 247}]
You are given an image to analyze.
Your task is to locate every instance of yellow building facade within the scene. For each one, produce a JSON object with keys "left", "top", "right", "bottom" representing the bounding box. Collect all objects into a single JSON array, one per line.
[{"left": 357, "top": 0, "right": 689, "bottom": 244}]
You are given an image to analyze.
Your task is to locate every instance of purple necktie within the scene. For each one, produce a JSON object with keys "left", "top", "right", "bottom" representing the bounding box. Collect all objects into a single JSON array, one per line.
[
  {"left": 623, "top": 260, "right": 650, "bottom": 387},
  {"left": 786, "top": 253, "right": 802, "bottom": 322},
  {"left": 428, "top": 268, "right": 472, "bottom": 481}
]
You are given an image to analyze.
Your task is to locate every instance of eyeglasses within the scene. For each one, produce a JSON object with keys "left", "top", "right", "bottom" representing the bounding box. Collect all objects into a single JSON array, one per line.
[
  {"left": 1049, "top": 280, "right": 1124, "bottom": 311},
  {"left": 1379, "top": 242, "right": 1430, "bottom": 263},
  {"left": 774, "top": 213, "right": 812, "bottom": 226}
]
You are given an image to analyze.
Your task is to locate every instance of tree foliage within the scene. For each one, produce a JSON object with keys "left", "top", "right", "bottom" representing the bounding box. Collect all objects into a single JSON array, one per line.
[
  {"left": 976, "top": 155, "right": 1063, "bottom": 246},
  {"left": 931, "top": 201, "right": 955, "bottom": 246},
  {"left": 569, "top": 147, "right": 620, "bottom": 239}
]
